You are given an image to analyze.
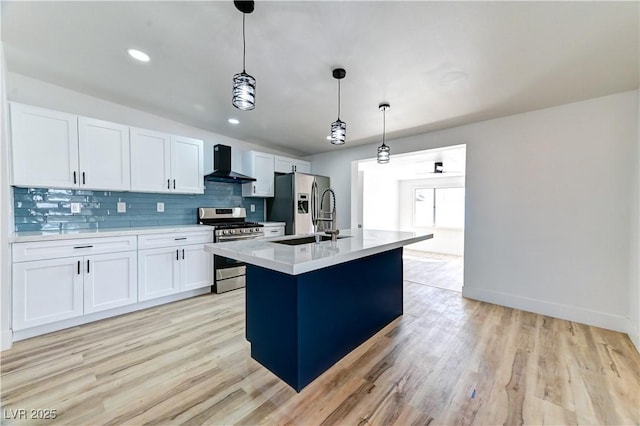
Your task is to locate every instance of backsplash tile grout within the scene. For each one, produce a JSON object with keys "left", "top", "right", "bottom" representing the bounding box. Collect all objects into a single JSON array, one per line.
[{"left": 13, "top": 183, "right": 265, "bottom": 232}]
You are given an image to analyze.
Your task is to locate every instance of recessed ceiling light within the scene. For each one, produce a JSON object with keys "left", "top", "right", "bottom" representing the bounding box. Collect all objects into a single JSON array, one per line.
[
  {"left": 228, "top": 118, "right": 240, "bottom": 125},
  {"left": 127, "top": 48, "right": 150, "bottom": 62},
  {"left": 326, "top": 136, "right": 331, "bottom": 140}
]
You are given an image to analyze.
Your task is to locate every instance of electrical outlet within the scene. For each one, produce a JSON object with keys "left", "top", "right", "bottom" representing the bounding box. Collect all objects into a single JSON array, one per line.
[
  {"left": 70, "top": 203, "right": 81, "bottom": 214},
  {"left": 117, "top": 202, "right": 126, "bottom": 213},
  {"left": 250, "top": 204, "right": 255, "bottom": 212},
  {"left": 157, "top": 202, "right": 165, "bottom": 213}
]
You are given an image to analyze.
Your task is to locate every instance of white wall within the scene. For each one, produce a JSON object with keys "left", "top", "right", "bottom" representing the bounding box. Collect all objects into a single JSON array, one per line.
[
  {"left": 6, "top": 73, "right": 299, "bottom": 175},
  {"left": 1, "top": 44, "right": 12, "bottom": 350},
  {"left": 398, "top": 177, "right": 465, "bottom": 256},
  {"left": 362, "top": 174, "right": 400, "bottom": 231},
  {"left": 309, "top": 90, "right": 638, "bottom": 336},
  {"left": 629, "top": 90, "right": 640, "bottom": 351}
]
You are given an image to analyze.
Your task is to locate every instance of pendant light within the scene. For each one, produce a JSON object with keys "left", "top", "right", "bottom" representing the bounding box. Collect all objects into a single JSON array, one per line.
[
  {"left": 330, "top": 68, "right": 346, "bottom": 145},
  {"left": 377, "top": 103, "right": 390, "bottom": 164},
  {"left": 232, "top": 0, "right": 256, "bottom": 111}
]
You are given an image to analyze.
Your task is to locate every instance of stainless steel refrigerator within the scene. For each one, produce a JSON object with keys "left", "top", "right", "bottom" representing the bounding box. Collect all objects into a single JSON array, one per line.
[{"left": 267, "top": 172, "right": 331, "bottom": 235}]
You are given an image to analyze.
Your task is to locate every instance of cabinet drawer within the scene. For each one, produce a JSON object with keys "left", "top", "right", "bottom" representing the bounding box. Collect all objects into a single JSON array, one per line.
[
  {"left": 137, "top": 231, "right": 213, "bottom": 250},
  {"left": 263, "top": 226, "right": 285, "bottom": 237},
  {"left": 12, "top": 236, "right": 137, "bottom": 262}
]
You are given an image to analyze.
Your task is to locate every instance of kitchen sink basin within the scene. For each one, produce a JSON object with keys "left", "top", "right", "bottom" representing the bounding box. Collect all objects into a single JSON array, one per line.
[{"left": 272, "top": 235, "right": 351, "bottom": 245}]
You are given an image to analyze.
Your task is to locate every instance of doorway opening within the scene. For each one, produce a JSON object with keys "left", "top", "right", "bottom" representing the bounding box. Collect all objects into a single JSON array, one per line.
[{"left": 352, "top": 144, "right": 466, "bottom": 292}]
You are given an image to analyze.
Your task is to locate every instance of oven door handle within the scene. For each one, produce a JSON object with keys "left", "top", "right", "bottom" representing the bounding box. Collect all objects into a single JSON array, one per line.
[{"left": 216, "top": 235, "right": 260, "bottom": 242}]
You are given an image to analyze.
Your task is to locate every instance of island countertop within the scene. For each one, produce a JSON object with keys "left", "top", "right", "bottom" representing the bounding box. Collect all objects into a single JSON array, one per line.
[{"left": 204, "top": 229, "right": 433, "bottom": 275}]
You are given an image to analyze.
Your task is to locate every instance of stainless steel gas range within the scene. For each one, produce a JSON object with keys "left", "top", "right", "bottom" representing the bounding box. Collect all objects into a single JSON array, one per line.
[{"left": 198, "top": 207, "right": 263, "bottom": 293}]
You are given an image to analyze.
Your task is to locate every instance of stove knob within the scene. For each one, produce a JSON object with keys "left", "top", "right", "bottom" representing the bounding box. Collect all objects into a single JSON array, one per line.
[
  {"left": 254, "top": 228, "right": 260, "bottom": 233},
  {"left": 223, "top": 230, "right": 230, "bottom": 235},
  {"left": 241, "top": 229, "right": 248, "bottom": 233}
]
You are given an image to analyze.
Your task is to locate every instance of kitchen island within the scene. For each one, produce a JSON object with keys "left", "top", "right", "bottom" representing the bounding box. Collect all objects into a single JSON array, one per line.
[{"left": 204, "top": 229, "right": 432, "bottom": 391}]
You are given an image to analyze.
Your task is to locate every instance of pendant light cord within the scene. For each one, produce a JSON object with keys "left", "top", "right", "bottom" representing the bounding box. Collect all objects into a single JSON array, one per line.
[
  {"left": 337, "top": 79, "right": 341, "bottom": 119},
  {"left": 242, "top": 13, "right": 247, "bottom": 72},
  {"left": 382, "top": 107, "right": 386, "bottom": 146}
]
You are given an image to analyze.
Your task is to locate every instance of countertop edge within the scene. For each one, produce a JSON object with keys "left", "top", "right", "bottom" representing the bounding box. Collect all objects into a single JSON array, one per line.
[
  {"left": 204, "top": 231, "right": 433, "bottom": 275},
  {"left": 11, "top": 225, "right": 213, "bottom": 243}
]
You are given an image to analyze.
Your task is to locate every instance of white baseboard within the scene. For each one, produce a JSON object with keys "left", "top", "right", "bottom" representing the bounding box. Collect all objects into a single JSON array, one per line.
[
  {"left": 627, "top": 318, "right": 640, "bottom": 354},
  {"left": 1, "top": 328, "right": 12, "bottom": 351},
  {"left": 462, "top": 286, "right": 628, "bottom": 333}
]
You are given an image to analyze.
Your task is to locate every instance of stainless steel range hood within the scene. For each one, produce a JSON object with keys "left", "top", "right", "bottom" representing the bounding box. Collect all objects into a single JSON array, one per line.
[{"left": 204, "top": 144, "right": 256, "bottom": 183}]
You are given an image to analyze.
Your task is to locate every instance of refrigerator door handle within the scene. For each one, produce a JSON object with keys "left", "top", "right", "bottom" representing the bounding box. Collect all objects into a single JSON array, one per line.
[{"left": 311, "top": 179, "right": 318, "bottom": 229}]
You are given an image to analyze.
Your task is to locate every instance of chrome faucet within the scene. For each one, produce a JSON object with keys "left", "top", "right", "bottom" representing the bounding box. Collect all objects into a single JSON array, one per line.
[{"left": 320, "top": 188, "right": 339, "bottom": 241}]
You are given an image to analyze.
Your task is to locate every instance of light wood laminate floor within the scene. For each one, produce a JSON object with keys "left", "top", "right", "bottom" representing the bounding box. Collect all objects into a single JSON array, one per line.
[{"left": 1, "top": 281, "right": 639, "bottom": 425}]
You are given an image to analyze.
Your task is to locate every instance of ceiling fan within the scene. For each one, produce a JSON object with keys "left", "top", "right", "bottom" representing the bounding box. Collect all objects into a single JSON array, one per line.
[{"left": 416, "top": 161, "right": 464, "bottom": 175}]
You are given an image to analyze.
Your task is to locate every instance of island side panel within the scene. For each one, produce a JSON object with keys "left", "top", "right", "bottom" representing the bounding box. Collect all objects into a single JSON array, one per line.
[
  {"left": 245, "top": 247, "right": 403, "bottom": 392},
  {"left": 297, "top": 248, "right": 403, "bottom": 389},
  {"left": 245, "top": 266, "right": 300, "bottom": 388}
]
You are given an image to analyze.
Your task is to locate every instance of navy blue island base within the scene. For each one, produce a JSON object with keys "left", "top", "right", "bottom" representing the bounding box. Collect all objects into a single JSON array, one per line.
[{"left": 245, "top": 247, "right": 403, "bottom": 392}]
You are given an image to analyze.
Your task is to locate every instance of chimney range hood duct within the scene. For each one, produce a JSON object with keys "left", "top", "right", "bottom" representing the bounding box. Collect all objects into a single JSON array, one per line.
[{"left": 204, "top": 144, "right": 256, "bottom": 183}]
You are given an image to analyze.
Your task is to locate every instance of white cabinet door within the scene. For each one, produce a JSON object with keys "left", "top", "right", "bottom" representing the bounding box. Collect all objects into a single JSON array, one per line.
[
  {"left": 13, "top": 257, "right": 83, "bottom": 330},
  {"left": 138, "top": 247, "right": 180, "bottom": 301},
  {"left": 10, "top": 103, "right": 79, "bottom": 189},
  {"left": 130, "top": 127, "right": 172, "bottom": 193},
  {"left": 170, "top": 136, "right": 203, "bottom": 194},
  {"left": 78, "top": 117, "right": 131, "bottom": 191},
  {"left": 274, "top": 155, "right": 310, "bottom": 174},
  {"left": 243, "top": 151, "right": 275, "bottom": 197},
  {"left": 274, "top": 156, "right": 295, "bottom": 174},
  {"left": 294, "top": 160, "right": 311, "bottom": 174},
  {"left": 180, "top": 244, "right": 213, "bottom": 291},
  {"left": 84, "top": 251, "right": 137, "bottom": 314}
]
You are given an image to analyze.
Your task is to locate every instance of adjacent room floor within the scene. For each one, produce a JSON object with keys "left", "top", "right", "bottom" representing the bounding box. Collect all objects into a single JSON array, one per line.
[
  {"left": 1, "top": 281, "right": 638, "bottom": 424},
  {"left": 403, "top": 248, "right": 463, "bottom": 292}
]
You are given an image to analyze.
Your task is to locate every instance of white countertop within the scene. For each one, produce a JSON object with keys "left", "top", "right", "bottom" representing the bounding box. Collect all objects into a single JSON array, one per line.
[
  {"left": 11, "top": 225, "right": 213, "bottom": 243},
  {"left": 204, "top": 229, "right": 433, "bottom": 275}
]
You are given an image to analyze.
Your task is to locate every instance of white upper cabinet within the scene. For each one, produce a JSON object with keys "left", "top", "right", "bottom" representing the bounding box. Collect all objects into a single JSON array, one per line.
[
  {"left": 10, "top": 103, "right": 133, "bottom": 191},
  {"left": 10, "top": 103, "right": 79, "bottom": 189},
  {"left": 130, "top": 127, "right": 172, "bottom": 193},
  {"left": 170, "top": 135, "right": 204, "bottom": 194},
  {"left": 78, "top": 117, "right": 131, "bottom": 190},
  {"left": 242, "top": 151, "right": 275, "bottom": 197},
  {"left": 130, "top": 128, "right": 204, "bottom": 194},
  {"left": 11, "top": 103, "right": 203, "bottom": 194},
  {"left": 274, "top": 155, "right": 311, "bottom": 174}
]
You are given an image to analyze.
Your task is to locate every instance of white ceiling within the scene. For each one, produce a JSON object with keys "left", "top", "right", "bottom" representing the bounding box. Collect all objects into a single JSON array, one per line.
[{"left": 2, "top": 1, "right": 638, "bottom": 156}]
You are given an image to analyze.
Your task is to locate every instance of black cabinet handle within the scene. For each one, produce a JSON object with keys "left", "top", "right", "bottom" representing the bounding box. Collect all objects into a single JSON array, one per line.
[
  {"left": 176, "top": 249, "right": 179, "bottom": 261},
  {"left": 182, "top": 249, "right": 185, "bottom": 260},
  {"left": 174, "top": 237, "right": 187, "bottom": 241},
  {"left": 77, "top": 260, "right": 81, "bottom": 275},
  {"left": 173, "top": 179, "right": 176, "bottom": 189},
  {"left": 73, "top": 171, "right": 77, "bottom": 184},
  {"left": 74, "top": 245, "right": 93, "bottom": 249},
  {"left": 167, "top": 179, "right": 170, "bottom": 189},
  {"left": 87, "top": 259, "right": 90, "bottom": 274},
  {"left": 82, "top": 172, "right": 86, "bottom": 185}
]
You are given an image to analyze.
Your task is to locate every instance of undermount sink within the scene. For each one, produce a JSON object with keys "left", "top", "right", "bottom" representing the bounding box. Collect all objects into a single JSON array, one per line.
[{"left": 272, "top": 235, "right": 351, "bottom": 246}]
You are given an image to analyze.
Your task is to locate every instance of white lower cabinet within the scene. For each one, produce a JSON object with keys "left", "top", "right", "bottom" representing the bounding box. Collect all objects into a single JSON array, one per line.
[
  {"left": 138, "top": 247, "right": 181, "bottom": 301},
  {"left": 138, "top": 231, "right": 213, "bottom": 301},
  {"left": 12, "top": 236, "right": 138, "bottom": 330},
  {"left": 11, "top": 230, "right": 213, "bottom": 337},
  {"left": 13, "top": 257, "right": 84, "bottom": 330},
  {"left": 84, "top": 251, "right": 137, "bottom": 314},
  {"left": 182, "top": 244, "right": 213, "bottom": 291}
]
